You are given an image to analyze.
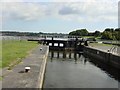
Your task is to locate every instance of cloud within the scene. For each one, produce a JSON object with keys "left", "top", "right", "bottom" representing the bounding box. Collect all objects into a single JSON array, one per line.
[
  {"left": 1, "top": 1, "right": 118, "bottom": 23},
  {"left": 59, "top": 6, "right": 80, "bottom": 15},
  {"left": 0, "top": 0, "right": 24, "bottom": 2},
  {"left": 58, "top": 2, "right": 117, "bottom": 22},
  {"left": 2, "top": 2, "right": 48, "bottom": 21},
  {"left": 1, "top": 0, "right": 119, "bottom": 2}
]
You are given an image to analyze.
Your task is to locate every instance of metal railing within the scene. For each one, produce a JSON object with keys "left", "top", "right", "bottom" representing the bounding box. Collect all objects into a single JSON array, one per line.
[
  {"left": 1, "top": 36, "right": 28, "bottom": 44},
  {"left": 109, "top": 46, "right": 120, "bottom": 55}
]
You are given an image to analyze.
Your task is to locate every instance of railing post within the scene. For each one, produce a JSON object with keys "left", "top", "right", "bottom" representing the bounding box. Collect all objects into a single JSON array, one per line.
[
  {"left": 52, "top": 37, "right": 54, "bottom": 47},
  {"left": 58, "top": 43, "right": 60, "bottom": 47}
]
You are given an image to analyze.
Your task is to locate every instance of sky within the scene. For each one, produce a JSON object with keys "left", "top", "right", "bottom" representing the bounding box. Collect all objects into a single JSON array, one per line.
[{"left": 0, "top": 0, "right": 119, "bottom": 33}]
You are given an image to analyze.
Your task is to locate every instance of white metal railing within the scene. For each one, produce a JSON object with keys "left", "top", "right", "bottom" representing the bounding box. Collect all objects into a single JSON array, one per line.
[{"left": 109, "top": 47, "right": 120, "bottom": 55}]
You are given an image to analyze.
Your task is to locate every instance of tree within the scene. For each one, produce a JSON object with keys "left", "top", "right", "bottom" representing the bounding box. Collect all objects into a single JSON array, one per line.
[
  {"left": 94, "top": 31, "right": 101, "bottom": 37},
  {"left": 69, "top": 29, "right": 88, "bottom": 36},
  {"left": 115, "top": 28, "right": 120, "bottom": 32},
  {"left": 101, "top": 31, "right": 113, "bottom": 40},
  {"left": 105, "top": 28, "right": 114, "bottom": 32},
  {"left": 101, "top": 28, "right": 117, "bottom": 40},
  {"left": 69, "top": 31, "right": 77, "bottom": 35},
  {"left": 114, "top": 31, "right": 120, "bottom": 40}
]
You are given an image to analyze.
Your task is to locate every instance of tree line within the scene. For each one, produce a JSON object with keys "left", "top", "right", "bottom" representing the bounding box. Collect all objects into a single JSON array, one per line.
[
  {"left": 69, "top": 28, "right": 120, "bottom": 40},
  {"left": 1, "top": 28, "right": 120, "bottom": 40},
  {"left": 1, "top": 31, "right": 67, "bottom": 37},
  {"left": 1, "top": 31, "right": 42, "bottom": 36}
]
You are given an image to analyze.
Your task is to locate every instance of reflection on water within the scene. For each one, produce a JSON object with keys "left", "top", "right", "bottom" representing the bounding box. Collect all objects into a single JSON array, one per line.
[{"left": 43, "top": 50, "right": 119, "bottom": 88}]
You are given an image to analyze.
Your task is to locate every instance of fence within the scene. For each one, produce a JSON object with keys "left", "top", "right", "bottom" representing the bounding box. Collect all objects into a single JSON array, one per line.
[
  {"left": 109, "top": 46, "right": 120, "bottom": 56},
  {"left": 1, "top": 36, "right": 28, "bottom": 44}
]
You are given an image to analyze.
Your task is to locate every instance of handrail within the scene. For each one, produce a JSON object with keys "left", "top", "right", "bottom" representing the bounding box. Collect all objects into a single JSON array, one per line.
[{"left": 109, "top": 47, "right": 118, "bottom": 54}]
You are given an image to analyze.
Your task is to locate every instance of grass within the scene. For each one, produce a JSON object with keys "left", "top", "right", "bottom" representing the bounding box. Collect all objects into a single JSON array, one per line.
[
  {"left": 83, "top": 36, "right": 102, "bottom": 39},
  {"left": 95, "top": 37, "right": 101, "bottom": 39},
  {"left": 83, "top": 36, "right": 95, "bottom": 38},
  {"left": 1, "top": 40, "right": 39, "bottom": 69},
  {"left": 7, "top": 59, "right": 22, "bottom": 70},
  {"left": 0, "top": 76, "right": 3, "bottom": 81},
  {"left": 0, "top": 41, "right": 2, "bottom": 69}
]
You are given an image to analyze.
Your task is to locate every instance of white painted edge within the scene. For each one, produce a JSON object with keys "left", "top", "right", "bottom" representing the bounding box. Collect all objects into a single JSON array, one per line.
[{"left": 37, "top": 46, "right": 49, "bottom": 89}]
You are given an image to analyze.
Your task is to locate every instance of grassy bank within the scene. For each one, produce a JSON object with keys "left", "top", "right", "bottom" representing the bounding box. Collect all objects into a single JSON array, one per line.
[
  {"left": 1, "top": 40, "right": 39, "bottom": 69},
  {"left": 83, "top": 36, "right": 101, "bottom": 39}
]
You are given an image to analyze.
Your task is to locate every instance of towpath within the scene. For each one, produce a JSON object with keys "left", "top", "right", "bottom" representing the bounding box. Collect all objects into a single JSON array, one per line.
[
  {"left": 89, "top": 43, "right": 120, "bottom": 56},
  {"left": 2, "top": 45, "right": 49, "bottom": 88}
]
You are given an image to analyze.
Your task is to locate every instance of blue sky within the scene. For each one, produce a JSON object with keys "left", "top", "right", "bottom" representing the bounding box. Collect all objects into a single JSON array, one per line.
[{"left": 1, "top": 0, "right": 118, "bottom": 33}]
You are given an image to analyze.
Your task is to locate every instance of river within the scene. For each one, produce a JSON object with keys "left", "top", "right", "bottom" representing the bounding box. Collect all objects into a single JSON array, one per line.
[{"left": 43, "top": 50, "right": 120, "bottom": 88}]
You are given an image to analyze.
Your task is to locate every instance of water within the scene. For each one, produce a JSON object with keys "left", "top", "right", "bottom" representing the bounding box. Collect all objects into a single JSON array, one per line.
[{"left": 43, "top": 50, "right": 120, "bottom": 88}]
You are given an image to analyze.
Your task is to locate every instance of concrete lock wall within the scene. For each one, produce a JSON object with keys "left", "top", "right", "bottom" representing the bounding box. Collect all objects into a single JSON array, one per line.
[
  {"left": 83, "top": 46, "right": 120, "bottom": 69},
  {"left": 38, "top": 46, "right": 49, "bottom": 88}
]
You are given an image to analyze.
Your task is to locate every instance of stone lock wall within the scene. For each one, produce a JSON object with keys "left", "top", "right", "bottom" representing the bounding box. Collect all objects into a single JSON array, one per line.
[{"left": 83, "top": 46, "right": 120, "bottom": 69}]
